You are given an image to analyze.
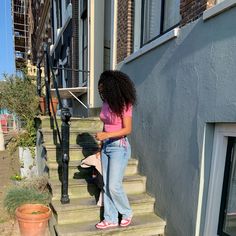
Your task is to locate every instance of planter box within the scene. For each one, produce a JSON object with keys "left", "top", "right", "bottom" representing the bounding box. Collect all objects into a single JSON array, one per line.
[{"left": 19, "top": 147, "right": 37, "bottom": 178}]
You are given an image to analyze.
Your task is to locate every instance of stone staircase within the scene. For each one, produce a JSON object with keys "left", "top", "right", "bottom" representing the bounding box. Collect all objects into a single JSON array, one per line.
[{"left": 40, "top": 117, "right": 166, "bottom": 235}]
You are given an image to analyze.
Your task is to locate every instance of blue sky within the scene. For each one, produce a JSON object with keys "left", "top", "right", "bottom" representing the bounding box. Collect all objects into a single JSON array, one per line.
[{"left": 0, "top": 0, "right": 15, "bottom": 78}]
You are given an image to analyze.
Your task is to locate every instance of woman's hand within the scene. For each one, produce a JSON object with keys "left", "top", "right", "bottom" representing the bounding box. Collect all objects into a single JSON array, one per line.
[{"left": 95, "top": 132, "right": 109, "bottom": 141}]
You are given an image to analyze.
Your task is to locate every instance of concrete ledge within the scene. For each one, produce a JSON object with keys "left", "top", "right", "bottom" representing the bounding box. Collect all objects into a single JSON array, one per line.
[
  {"left": 123, "top": 28, "right": 179, "bottom": 64},
  {"left": 203, "top": 0, "right": 236, "bottom": 20}
]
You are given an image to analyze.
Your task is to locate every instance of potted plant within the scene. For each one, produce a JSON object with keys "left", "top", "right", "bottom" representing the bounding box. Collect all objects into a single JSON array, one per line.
[
  {"left": 4, "top": 175, "right": 51, "bottom": 236},
  {"left": 39, "top": 95, "right": 59, "bottom": 115},
  {"left": 16, "top": 203, "right": 51, "bottom": 236}
]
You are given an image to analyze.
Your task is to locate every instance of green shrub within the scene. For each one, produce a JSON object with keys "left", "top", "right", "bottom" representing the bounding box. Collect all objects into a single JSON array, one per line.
[
  {"left": 0, "top": 75, "right": 39, "bottom": 155},
  {"left": 0, "top": 75, "right": 39, "bottom": 122},
  {"left": 4, "top": 175, "right": 50, "bottom": 217},
  {"left": 4, "top": 187, "right": 49, "bottom": 216}
]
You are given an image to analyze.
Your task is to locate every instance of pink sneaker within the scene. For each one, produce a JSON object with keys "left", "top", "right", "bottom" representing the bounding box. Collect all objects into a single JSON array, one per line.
[
  {"left": 95, "top": 220, "right": 118, "bottom": 229},
  {"left": 120, "top": 217, "right": 132, "bottom": 227}
]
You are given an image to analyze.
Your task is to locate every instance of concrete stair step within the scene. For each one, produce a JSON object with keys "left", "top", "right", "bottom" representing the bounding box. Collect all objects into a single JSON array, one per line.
[
  {"left": 45, "top": 144, "right": 99, "bottom": 162},
  {"left": 51, "top": 193, "right": 155, "bottom": 225},
  {"left": 40, "top": 116, "right": 103, "bottom": 130},
  {"left": 55, "top": 213, "right": 165, "bottom": 236},
  {"left": 48, "top": 158, "right": 138, "bottom": 179},
  {"left": 41, "top": 116, "right": 166, "bottom": 235},
  {"left": 42, "top": 129, "right": 101, "bottom": 146},
  {"left": 49, "top": 174, "right": 146, "bottom": 200}
]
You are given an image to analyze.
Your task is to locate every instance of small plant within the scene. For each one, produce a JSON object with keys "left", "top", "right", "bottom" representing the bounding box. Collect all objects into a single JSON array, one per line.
[
  {"left": 20, "top": 175, "right": 49, "bottom": 194},
  {"left": 4, "top": 187, "right": 49, "bottom": 217},
  {"left": 6, "top": 119, "right": 37, "bottom": 157},
  {"left": 10, "top": 174, "right": 23, "bottom": 181},
  {"left": 4, "top": 175, "right": 50, "bottom": 217}
]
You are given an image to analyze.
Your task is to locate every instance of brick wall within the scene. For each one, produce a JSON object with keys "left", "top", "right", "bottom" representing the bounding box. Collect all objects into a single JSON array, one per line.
[
  {"left": 116, "top": 0, "right": 134, "bottom": 63},
  {"left": 115, "top": 0, "right": 217, "bottom": 62},
  {"left": 180, "top": 0, "right": 216, "bottom": 26}
]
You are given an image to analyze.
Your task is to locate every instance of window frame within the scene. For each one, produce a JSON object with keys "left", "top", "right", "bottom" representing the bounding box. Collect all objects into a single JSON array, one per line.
[
  {"left": 56, "top": 0, "right": 62, "bottom": 29},
  {"left": 203, "top": 0, "right": 236, "bottom": 21},
  {"left": 203, "top": 124, "right": 236, "bottom": 236},
  {"left": 80, "top": 0, "right": 88, "bottom": 84},
  {"left": 140, "top": 0, "right": 180, "bottom": 47},
  {"left": 217, "top": 137, "right": 236, "bottom": 236}
]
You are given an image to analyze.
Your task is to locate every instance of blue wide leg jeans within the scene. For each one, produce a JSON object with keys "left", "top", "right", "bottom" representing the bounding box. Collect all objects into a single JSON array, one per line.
[{"left": 101, "top": 137, "right": 133, "bottom": 223}]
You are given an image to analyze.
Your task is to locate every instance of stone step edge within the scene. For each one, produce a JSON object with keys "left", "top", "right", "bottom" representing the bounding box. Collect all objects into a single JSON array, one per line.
[
  {"left": 47, "top": 158, "right": 138, "bottom": 167},
  {"left": 40, "top": 116, "right": 101, "bottom": 121},
  {"left": 49, "top": 174, "right": 146, "bottom": 188},
  {"left": 41, "top": 128, "right": 101, "bottom": 134},
  {"left": 44, "top": 144, "right": 99, "bottom": 150},
  {"left": 55, "top": 213, "right": 166, "bottom": 236},
  {"left": 51, "top": 192, "right": 155, "bottom": 212}
]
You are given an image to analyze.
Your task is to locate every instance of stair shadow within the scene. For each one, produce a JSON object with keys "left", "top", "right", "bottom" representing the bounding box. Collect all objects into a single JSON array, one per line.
[
  {"left": 75, "top": 132, "right": 103, "bottom": 217},
  {"left": 49, "top": 116, "right": 60, "bottom": 146},
  {"left": 43, "top": 117, "right": 60, "bottom": 178},
  {"left": 76, "top": 132, "right": 100, "bottom": 158}
]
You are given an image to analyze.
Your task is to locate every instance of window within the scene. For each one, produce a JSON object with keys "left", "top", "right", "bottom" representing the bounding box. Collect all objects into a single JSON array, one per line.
[
  {"left": 66, "top": 0, "right": 71, "bottom": 7},
  {"left": 218, "top": 137, "right": 236, "bottom": 236},
  {"left": 80, "top": 0, "right": 88, "bottom": 83},
  {"left": 56, "top": 0, "right": 62, "bottom": 28},
  {"left": 141, "top": 0, "right": 180, "bottom": 46}
]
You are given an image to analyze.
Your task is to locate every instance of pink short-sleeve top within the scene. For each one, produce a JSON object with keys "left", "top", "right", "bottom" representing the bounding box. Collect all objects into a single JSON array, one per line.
[{"left": 100, "top": 102, "right": 133, "bottom": 132}]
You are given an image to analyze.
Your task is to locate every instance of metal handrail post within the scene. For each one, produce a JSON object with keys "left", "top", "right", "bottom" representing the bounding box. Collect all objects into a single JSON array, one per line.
[
  {"left": 44, "top": 44, "right": 51, "bottom": 116},
  {"left": 36, "top": 60, "right": 41, "bottom": 97},
  {"left": 60, "top": 107, "right": 71, "bottom": 204}
]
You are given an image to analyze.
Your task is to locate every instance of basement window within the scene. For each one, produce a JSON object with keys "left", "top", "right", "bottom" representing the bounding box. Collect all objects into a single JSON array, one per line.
[{"left": 218, "top": 137, "right": 236, "bottom": 236}]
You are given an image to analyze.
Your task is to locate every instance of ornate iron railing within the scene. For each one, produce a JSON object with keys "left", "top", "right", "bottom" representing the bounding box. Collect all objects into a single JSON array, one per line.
[{"left": 36, "top": 44, "right": 72, "bottom": 204}]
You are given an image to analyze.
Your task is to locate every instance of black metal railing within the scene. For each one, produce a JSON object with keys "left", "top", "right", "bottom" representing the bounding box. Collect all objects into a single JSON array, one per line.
[{"left": 37, "top": 44, "right": 71, "bottom": 204}]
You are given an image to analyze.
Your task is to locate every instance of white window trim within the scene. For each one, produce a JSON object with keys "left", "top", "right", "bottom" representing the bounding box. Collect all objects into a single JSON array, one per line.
[
  {"left": 110, "top": 0, "right": 118, "bottom": 70},
  {"left": 133, "top": 0, "right": 142, "bottom": 52},
  {"left": 59, "top": 57, "right": 67, "bottom": 88},
  {"left": 123, "top": 27, "right": 179, "bottom": 64},
  {"left": 203, "top": 0, "right": 236, "bottom": 21},
  {"left": 50, "top": 15, "right": 72, "bottom": 55},
  {"left": 204, "top": 124, "right": 236, "bottom": 236},
  {"left": 195, "top": 126, "right": 206, "bottom": 236}
]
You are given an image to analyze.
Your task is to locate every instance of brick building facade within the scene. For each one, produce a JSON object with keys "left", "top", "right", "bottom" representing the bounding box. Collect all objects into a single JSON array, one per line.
[
  {"left": 116, "top": 0, "right": 219, "bottom": 63},
  {"left": 116, "top": 0, "right": 134, "bottom": 63}
]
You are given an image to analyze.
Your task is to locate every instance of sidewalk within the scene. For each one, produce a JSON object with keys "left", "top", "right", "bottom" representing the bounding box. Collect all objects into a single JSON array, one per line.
[{"left": 0, "top": 150, "right": 21, "bottom": 235}]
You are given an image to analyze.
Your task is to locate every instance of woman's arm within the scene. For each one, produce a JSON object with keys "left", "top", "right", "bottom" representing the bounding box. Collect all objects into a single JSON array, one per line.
[{"left": 95, "top": 116, "right": 132, "bottom": 141}]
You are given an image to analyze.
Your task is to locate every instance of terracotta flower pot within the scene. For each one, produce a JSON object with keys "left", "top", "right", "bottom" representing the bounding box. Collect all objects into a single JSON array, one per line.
[
  {"left": 15, "top": 204, "right": 51, "bottom": 236},
  {"left": 50, "top": 97, "right": 58, "bottom": 116},
  {"left": 39, "top": 96, "right": 58, "bottom": 116},
  {"left": 39, "top": 97, "right": 46, "bottom": 115}
]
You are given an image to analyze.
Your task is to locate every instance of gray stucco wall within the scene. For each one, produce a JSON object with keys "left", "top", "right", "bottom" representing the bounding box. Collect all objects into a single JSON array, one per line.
[{"left": 120, "top": 6, "right": 236, "bottom": 236}]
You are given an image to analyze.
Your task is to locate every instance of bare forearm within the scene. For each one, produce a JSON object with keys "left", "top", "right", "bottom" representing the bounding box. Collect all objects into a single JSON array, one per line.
[{"left": 96, "top": 128, "right": 131, "bottom": 141}]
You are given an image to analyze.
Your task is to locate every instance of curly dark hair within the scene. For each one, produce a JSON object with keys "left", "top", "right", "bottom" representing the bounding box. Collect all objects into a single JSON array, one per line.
[{"left": 98, "top": 70, "right": 136, "bottom": 116}]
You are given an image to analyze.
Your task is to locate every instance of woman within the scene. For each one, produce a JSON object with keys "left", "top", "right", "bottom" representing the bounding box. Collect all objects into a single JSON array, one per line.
[{"left": 95, "top": 70, "right": 137, "bottom": 229}]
